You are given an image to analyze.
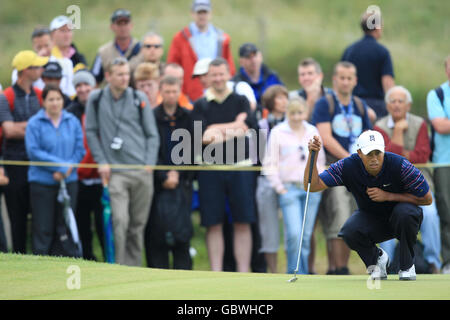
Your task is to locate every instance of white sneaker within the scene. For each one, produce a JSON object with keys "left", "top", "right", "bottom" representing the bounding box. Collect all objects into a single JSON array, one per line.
[
  {"left": 370, "top": 248, "right": 389, "bottom": 280},
  {"left": 442, "top": 263, "right": 450, "bottom": 274},
  {"left": 399, "top": 264, "right": 416, "bottom": 281}
]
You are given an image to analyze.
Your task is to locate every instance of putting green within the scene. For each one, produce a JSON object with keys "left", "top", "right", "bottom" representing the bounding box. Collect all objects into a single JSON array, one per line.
[{"left": 1, "top": 253, "right": 449, "bottom": 300}]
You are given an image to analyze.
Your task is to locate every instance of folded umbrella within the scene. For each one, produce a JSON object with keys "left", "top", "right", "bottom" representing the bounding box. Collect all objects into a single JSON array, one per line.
[
  {"left": 101, "top": 184, "right": 115, "bottom": 263},
  {"left": 58, "top": 180, "right": 83, "bottom": 257}
]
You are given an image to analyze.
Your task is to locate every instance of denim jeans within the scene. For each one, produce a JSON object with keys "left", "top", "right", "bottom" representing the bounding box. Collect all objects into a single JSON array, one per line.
[
  {"left": 379, "top": 192, "right": 441, "bottom": 269},
  {"left": 279, "top": 183, "right": 321, "bottom": 274}
]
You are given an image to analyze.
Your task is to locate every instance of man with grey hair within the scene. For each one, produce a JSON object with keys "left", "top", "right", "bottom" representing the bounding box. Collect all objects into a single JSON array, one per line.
[
  {"left": 86, "top": 57, "right": 159, "bottom": 266},
  {"left": 375, "top": 85, "right": 441, "bottom": 274},
  {"left": 427, "top": 55, "right": 450, "bottom": 274}
]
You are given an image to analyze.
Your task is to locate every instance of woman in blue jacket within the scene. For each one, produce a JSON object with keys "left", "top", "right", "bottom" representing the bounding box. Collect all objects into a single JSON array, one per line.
[{"left": 25, "top": 84, "right": 85, "bottom": 256}]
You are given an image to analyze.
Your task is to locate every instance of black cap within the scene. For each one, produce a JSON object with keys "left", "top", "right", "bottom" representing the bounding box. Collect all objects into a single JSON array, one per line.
[
  {"left": 42, "top": 61, "right": 62, "bottom": 79},
  {"left": 239, "top": 43, "right": 258, "bottom": 58},
  {"left": 111, "top": 9, "right": 131, "bottom": 23}
]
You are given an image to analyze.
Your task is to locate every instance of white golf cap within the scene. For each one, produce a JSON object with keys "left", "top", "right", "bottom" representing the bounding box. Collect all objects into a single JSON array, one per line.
[
  {"left": 50, "top": 15, "right": 72, "bottom": 31},
  {"left": 192, "top": 58, "right": 212, "bottom": 78},
  {"left": 356, "top": 130, "right": 385, "bottom": 155}
]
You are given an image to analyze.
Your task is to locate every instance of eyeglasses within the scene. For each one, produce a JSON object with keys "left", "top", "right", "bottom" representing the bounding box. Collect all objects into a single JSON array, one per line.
[{"left": 143, "top": 44, "right": 162, "bottom": 49}]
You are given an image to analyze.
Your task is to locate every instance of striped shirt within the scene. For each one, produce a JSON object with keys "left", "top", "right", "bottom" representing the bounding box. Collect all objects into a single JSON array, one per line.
[{"left": 319, "top": 152, "right": 429, "bottom": 215}]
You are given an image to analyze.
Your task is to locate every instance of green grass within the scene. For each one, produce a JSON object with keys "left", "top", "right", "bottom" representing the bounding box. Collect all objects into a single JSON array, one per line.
[
  {"left": 1, "top": 253, "right": 449, "bottom": 299},
  {"left": 1, "top": 0, "right": 449, "bottom": 117}
]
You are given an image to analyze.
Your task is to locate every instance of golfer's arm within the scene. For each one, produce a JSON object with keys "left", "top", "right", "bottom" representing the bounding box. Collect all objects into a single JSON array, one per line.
[
  {"left": 386, "top": 190, "right": 432, "bottom": 206},
  {"left": 304, "top": 151, "right": 328, "bottom": 192}
]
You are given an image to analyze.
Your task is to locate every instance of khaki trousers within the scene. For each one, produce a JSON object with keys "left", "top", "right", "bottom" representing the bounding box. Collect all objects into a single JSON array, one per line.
[{"left": 109, "top": 170, "right": 153, "bottom": 266}]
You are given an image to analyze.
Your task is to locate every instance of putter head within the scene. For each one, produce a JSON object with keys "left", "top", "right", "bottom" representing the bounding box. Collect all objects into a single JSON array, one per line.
[{"left": 287, "top": 276, "right": 298, "bottom": 283}]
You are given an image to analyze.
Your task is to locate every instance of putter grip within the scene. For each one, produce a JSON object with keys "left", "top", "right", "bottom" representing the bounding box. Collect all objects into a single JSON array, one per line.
[{"left": 308, "top": 150, "right": 316, "bottom": 184}]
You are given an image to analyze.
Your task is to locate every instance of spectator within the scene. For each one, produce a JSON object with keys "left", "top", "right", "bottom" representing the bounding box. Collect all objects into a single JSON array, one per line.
[
  {"left": 312, "top": 61, "right": 372, "bottom": 274},
  {"left": 341, "top": 10, "right": 395, "bottom": 119},
  {"left": 130, "top": 32, "right": 165, "bottom": 76},
  {"left": 264, "top": 98, "right": 325, "bottom": 274},
  {"left": 288, "top": 57, "right": 332, "bottom": 273},
  {"left": 157, "top": 63, "right": 193, "bottom": 110},
  {"left": 192, "top": 58, "right": 257, "bottom": 111},
  {"left": 375, "top": 85, "right": 441, "bottom": 274},
  {"left": 49, "top": 15, "right": 88, "bottom": 72},
  {"left": 0, "top": 50, "right": 48, "bottom": 254},
  {"left": 255, "top": 85, "right": 288, "bottom": 273},
  {"left": 190, "top": 57, "right": 261, "bottom": 272},
  {"left": 167, "top": 0, "right": 235, "bottom": 102},
  {"left": 191, "top": 58, "right": 258, "bottom": 272},
  {"left": 91, "top": 9, "right": 141, "bottom": 85},
  {"left": 41, "top": 62, "right": 72, "bottom": 108},
  {"left": 85, "top": 57, "right": 159, "bottom": 266},
  {"left": 232, "top": 43, "right": 283, "bottom": 118},
  {"left": 133, "top": 62, "right": 160, "bottom": 108},
  {"left": 427, "top": 55, "right": 450, "bottom": 274},
  {"left": 0, "top": 168, "right": 10, "bottom": 253},
  {"left": 66, "top": 70, "right": 104, "bottom": 261},
  {"left": 289, "top": 58, "right": 332, "bottom": 121},
  {"left": 25, "top": 84, "right": 85, "bottom": 256},
  {"left": 145, "top": 75, "right": 195, "bottom": 270},
  {"left": 12, "top": 27, "right": 75, "bottom": 97}
]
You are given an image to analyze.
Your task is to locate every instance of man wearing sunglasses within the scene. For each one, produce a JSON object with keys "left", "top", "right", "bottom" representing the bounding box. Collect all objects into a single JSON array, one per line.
[{"left": 130, "top": 32, "right": 165, "bottom": 78}]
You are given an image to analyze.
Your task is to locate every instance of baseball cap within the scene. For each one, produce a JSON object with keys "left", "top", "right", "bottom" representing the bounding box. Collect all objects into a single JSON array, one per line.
[
  {"left": 73, "top": 70, "right": 96, "bottom": 88},
  {"left": 50, "top": 15, "right": 72, "bottom": 31},
  {"left": 111, "top": 9, "right": 131, "bottom": 23},
  {"left": 191, "top": 0, "right": 211, "bottom": 12},
  {"left": 42, "top": 61, "right": 63, "bottom": 79},
  {"left": 239, "top": 43, "right": 258, "bottom": 58},
  {"left": 192, "top": 58, "right": 213, "bottom": 78},
  {"left": 12, "top": 50, "right": 49, "bottom": 72},
  {"left": 356, "top": 130, "right": 385, "bottom": 155}
]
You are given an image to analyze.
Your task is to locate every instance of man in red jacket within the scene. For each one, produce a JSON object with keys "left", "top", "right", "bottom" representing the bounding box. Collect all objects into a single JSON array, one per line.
[{"left": 167, "top": 0, "right": 235, "bottom": 102}]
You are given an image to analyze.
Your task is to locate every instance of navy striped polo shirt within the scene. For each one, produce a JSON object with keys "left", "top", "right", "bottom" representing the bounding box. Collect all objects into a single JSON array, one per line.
[{"left": 319, "top": 152, "right": 429, "bottom": 215}]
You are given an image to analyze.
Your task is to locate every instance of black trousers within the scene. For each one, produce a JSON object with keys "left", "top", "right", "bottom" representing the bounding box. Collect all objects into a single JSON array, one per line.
[
  {"left": 75, "top": 182, "right": 104, "bottom": 260},
  {"left": 339, "top": 202, "right": 423, "bottom": 271},
  {"left": 4, "top": 165, "right": 31, "bottom": 253},
  {"left": 30, "top": 182, "right": 78, "bottom": 255},
  {"left": 0, "top": 189, "right": 7, "bottom": 252}
]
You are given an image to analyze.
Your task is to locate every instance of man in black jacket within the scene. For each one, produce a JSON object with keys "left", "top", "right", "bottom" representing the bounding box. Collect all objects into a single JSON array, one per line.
[{"left": 145, "top": 75, "right": 195, "bottom": 270}]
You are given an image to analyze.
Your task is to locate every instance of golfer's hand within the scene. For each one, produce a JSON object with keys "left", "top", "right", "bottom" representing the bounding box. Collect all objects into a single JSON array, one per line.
[
  {"left": 308, "top": 135, "right": 322, "bottom": 153},
  {"left": 367, "top": 187, "right": 391, "bottom": 202}
]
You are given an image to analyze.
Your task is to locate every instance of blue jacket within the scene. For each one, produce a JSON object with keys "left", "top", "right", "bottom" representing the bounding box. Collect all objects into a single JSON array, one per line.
[{"left": 25, "top": 109, "right": 85, "bottom": 185}]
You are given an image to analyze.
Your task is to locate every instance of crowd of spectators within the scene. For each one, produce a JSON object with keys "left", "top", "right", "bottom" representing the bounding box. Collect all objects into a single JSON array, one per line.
[{"left": 0, "top": 0, "right": 449, "bottom": 275}]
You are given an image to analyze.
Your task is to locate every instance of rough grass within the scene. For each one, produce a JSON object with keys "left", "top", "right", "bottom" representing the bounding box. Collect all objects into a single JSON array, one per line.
[{"left": 1, "top": 253, "right": 449, "bottom": 300}]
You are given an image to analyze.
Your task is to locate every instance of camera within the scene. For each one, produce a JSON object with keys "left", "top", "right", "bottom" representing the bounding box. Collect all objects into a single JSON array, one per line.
[{"left": 110, "top": 137, "right": 123, "bottom": 150}]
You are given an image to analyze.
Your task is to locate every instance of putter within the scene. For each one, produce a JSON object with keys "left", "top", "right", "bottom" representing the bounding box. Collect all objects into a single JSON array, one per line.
[{"left": 287, "top": 149, "right": 316, "bottom": 283}]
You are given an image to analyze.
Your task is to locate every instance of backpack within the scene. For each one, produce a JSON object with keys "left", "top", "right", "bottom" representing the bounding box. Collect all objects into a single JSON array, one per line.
[
  {"left": 429, "top": 87, "right": 445, "bottom": 161},
  {"left": 325, "top": 93, "right": 366, "bottom": 118},
  {"left": 1, "top": 86, "right": 43, "bottom": 155}
]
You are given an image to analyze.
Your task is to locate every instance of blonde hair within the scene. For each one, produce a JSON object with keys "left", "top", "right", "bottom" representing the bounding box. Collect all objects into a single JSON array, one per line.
[
  {"left": 134, "top": 62, "right": 160, "bottom": 82},
  {"left": 287, "top": 97, "right": 307, "bottom": 114}
]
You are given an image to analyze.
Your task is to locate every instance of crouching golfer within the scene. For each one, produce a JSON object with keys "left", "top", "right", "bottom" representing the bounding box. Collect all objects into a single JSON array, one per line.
[{"left": 305, "top": 130, "right": 432, "bottom": 280}]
